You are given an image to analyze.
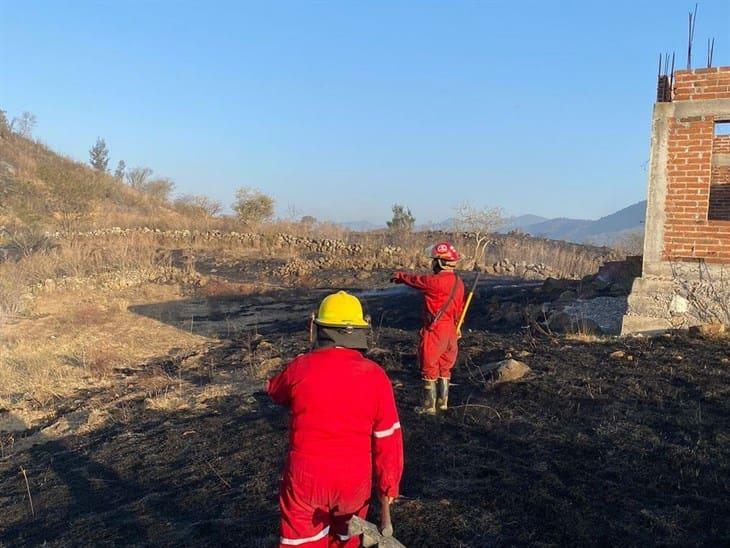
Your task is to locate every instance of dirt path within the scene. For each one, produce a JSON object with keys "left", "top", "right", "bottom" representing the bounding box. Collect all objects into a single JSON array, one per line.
[{"left": 1, "top": 282, "right": 728, "bottom": 547}]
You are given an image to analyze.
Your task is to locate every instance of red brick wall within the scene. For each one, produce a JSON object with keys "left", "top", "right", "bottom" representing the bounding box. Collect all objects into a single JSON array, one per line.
[
  {"left": 673, "top": 67, "right": 730, "bottom": 101},
  {"left": 714, "top": 135, "right": 730, "bottom": 154},
  {"left": 662, "top": 68, "right": 730, "bottom": 262}
]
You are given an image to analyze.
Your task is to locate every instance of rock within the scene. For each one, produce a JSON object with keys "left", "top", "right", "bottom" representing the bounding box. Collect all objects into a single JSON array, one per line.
[
  {"left": 546, "top": 312, "right": 572, "bottom": 332},
  {"left": 558, "top": 290, "right": 577, "bottom": 301},
  {"left": 591, "top": 279, "right": 612, "bottom": 292},
  {"left": 669, "top": 295, "right": 689, "bottom": 315},
  {"left": 541, "top": 277, "right": 574, "bottom": 295},
  {"left": 255, "top": 340, "right": 276, "bottom": 353},
  {"left": 481, "top": 359, "right": 532, "bottom": 383},
  {"left": 689, "top": 322, "right": 727, "bottom": 338},
  {"left": 366, "top": 347, "right": 390, "bottom": 359},
  {"left": 260, "top": 357, "right": 283, "bottom": 367},
  {"left": 609, "top": 350, "right": 625, "bottom": 359}
]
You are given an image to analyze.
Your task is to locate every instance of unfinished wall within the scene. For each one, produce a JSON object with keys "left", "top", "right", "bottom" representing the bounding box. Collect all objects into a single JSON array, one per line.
[
  {"left": 709, "top": 133, "right": 730, "bottom": 221},
  {"left": 622, "top": 67, "right": 730, "bottom": 334}
]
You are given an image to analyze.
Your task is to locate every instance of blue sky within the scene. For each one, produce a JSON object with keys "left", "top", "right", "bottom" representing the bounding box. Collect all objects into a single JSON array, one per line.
[{"left": 2, "top": 1, "right": 729, "bottom": 223}]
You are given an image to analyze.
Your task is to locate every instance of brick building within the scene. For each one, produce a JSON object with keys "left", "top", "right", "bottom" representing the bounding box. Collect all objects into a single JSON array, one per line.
[{"left": 622, "top": 66, "right": 730, "bottom": 334}]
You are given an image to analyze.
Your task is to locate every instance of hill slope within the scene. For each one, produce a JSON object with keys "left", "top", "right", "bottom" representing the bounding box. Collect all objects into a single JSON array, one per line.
[{"left": 0, "top": 128, "right": 186, "bottom": 232}]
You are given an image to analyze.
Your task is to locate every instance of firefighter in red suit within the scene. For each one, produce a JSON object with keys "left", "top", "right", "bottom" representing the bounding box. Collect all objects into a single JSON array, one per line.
[
  {"left": 266, "top": 291, "right": 404, "bottom": 547},
  {"left": 391, "top": 241, "right": 465, "bottom": 414}
]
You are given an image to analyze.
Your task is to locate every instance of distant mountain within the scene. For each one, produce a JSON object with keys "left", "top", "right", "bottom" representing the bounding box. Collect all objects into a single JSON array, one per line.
[
  {"left": 500, "top": 214, "right": 549, "bottom": 232},
  {"left": 337, "top": 201, "right": 646, "bottom": 243},
  {"left": 420, "top": 217, "right": 456, "bottom": 231},
  {"left": 338, "top": 220, "right": 384, "bottom": 232},
  {"left": 519, "top": 201, "right": 646, "bottom": 244}
]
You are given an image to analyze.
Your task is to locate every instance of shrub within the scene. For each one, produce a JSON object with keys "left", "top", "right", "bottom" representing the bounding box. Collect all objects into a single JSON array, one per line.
[{"left": 232, "top": 187, "right": 275, "bottom": 227}]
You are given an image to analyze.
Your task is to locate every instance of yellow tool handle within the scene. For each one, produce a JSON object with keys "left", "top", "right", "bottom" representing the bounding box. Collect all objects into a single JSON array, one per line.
[
  {"left": 456, "top": 292, "right": 474, "bottom": 333},
  {"left": 456, "top": 272, "right": 480, "bottom": 334}
]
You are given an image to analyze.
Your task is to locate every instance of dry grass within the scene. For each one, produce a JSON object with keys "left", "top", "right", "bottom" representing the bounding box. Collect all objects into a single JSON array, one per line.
[
  {"left": 565, "top": 332, "right": 608, "bottom": 343},
  {"left": 481, "top": 234, "right": 617, "bottom": 277},
  {"left": 0, "top": 233, "right": 167, "bottom": 318},
  {"left": 0, "top": 284, "right": 207, "bottom": 409}
]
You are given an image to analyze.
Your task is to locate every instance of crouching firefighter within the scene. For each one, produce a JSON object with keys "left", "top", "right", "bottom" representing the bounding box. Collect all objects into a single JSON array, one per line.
[
  {"left": 266, "top": 291, "right": 404, "bottom": 547},
  {"left": 391, "top": 241, "right": 465, "bottom": 414}
]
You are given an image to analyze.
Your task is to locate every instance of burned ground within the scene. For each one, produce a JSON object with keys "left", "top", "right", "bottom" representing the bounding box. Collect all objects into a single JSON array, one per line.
[{"left": 0, "top": 279, "right": 728, "bottom": 547}]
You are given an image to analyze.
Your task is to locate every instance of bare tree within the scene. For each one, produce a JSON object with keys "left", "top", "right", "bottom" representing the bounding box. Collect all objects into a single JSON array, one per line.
[
  {"left": 125, "top": 167, "right": 153, "bottom": 189},
  {"left": 142, "top": 178, "right": 175, "bottom": 203},
  {"left": 0, "top": 109, "right": 9, "bottom": 136},
  {"left": 454, "top": 202, "right": 504, "bottom": 268},
  {"left": 174, "top": 194, "right": 222, "bottom": 217},
  {"left": 12, "top": 112, "right": 37, "bottom": 138},
  {"left": 286, "top": 204, "right": 300, "bottom": 221},
  {"left": 232, "top": 187, "right": 275, "bottom": 227},
  {"left": 89, "top": 137, "right": 109, "bottom": 172}
]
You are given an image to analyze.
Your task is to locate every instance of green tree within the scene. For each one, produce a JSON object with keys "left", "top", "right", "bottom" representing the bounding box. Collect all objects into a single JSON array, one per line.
[
  {"left": 232, "top": 187, "right": 275, "bottom": 227},
  {"left": 38, "top": 161, "right": 98, "bottom": 234},
  {"left": 387, "top": 204, "right": 416, "bottom": 233},
  {"left": 113, "top": 160, "right": 126, "bottom": 180},
  {"left": 89, "top": 137, "right": 109, "bottom": 172}
]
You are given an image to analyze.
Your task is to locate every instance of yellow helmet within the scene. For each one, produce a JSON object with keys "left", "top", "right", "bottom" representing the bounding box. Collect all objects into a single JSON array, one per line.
[{"left": 314, "top": 290, "right": 369, "bottom": 328}]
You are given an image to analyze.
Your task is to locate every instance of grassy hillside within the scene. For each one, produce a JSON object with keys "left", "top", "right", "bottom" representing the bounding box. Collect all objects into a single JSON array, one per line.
[{"left": 0, "top": 129, "right": 188, "bottom": 235}]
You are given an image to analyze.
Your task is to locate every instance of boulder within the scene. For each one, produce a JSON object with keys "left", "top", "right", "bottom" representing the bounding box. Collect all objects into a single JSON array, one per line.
[
  {"left": 689, "top": 322, "right": 727, "bottom": 338},
  {"left": 366, "top": 347, "right": 390, "bottom": 359},
  {"left": 541, "top": 277, "right": 574, "bottom": 295},
  {"left": 481, "top": 359, "right": 532, "bottom": 383},
  {"left": 558, "top": 290, "right": 577, "bottom": 301}
]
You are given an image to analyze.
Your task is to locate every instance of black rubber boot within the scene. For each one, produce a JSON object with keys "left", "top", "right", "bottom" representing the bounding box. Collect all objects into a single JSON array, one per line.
[
  {"left": 415, "top": 380, "right": 437, "bottom": 415},
  {"left": 436, "top": 377, "right": 450, "bottom": 411}
]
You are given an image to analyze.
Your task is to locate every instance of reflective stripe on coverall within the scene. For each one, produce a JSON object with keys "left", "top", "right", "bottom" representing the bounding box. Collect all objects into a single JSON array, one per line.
[
  {"left": 395, "top": 270, "right": 465, "bottom": 381},
  {"left": 267, "top": 347, "right": 404, "bottom": 547}
]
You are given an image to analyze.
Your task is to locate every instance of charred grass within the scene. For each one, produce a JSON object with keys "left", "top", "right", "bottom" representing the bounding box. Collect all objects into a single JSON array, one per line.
[{"left": 0, "top": 317, "right": 728, "bottom": 547}]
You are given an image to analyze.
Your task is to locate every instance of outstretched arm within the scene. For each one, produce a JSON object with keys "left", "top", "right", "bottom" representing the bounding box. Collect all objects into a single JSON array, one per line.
[{"left": 391, "top": 271, "right": 434, "bottom": 291}]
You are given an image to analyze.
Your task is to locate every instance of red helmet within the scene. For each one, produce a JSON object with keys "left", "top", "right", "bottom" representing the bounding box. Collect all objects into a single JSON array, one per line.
[{"left": 430, "top": 241, "right": 460, "bottom": 262}]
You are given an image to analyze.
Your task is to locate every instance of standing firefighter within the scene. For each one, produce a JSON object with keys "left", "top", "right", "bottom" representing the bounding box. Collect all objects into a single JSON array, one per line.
[
  {"left": 266, "top": 291, "right": 404, "bottom": 547},
  {"left": 391, "top": 241, "right": 465, "bottom": 414}
]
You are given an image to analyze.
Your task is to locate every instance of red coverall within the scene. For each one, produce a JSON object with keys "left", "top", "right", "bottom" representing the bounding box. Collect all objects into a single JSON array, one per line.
[
  {"left": 267, "top": 347, "right": 404, "bottom": 547},
  {"left": 394, "top": 270, "right": 465, "bottom": 381}
]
